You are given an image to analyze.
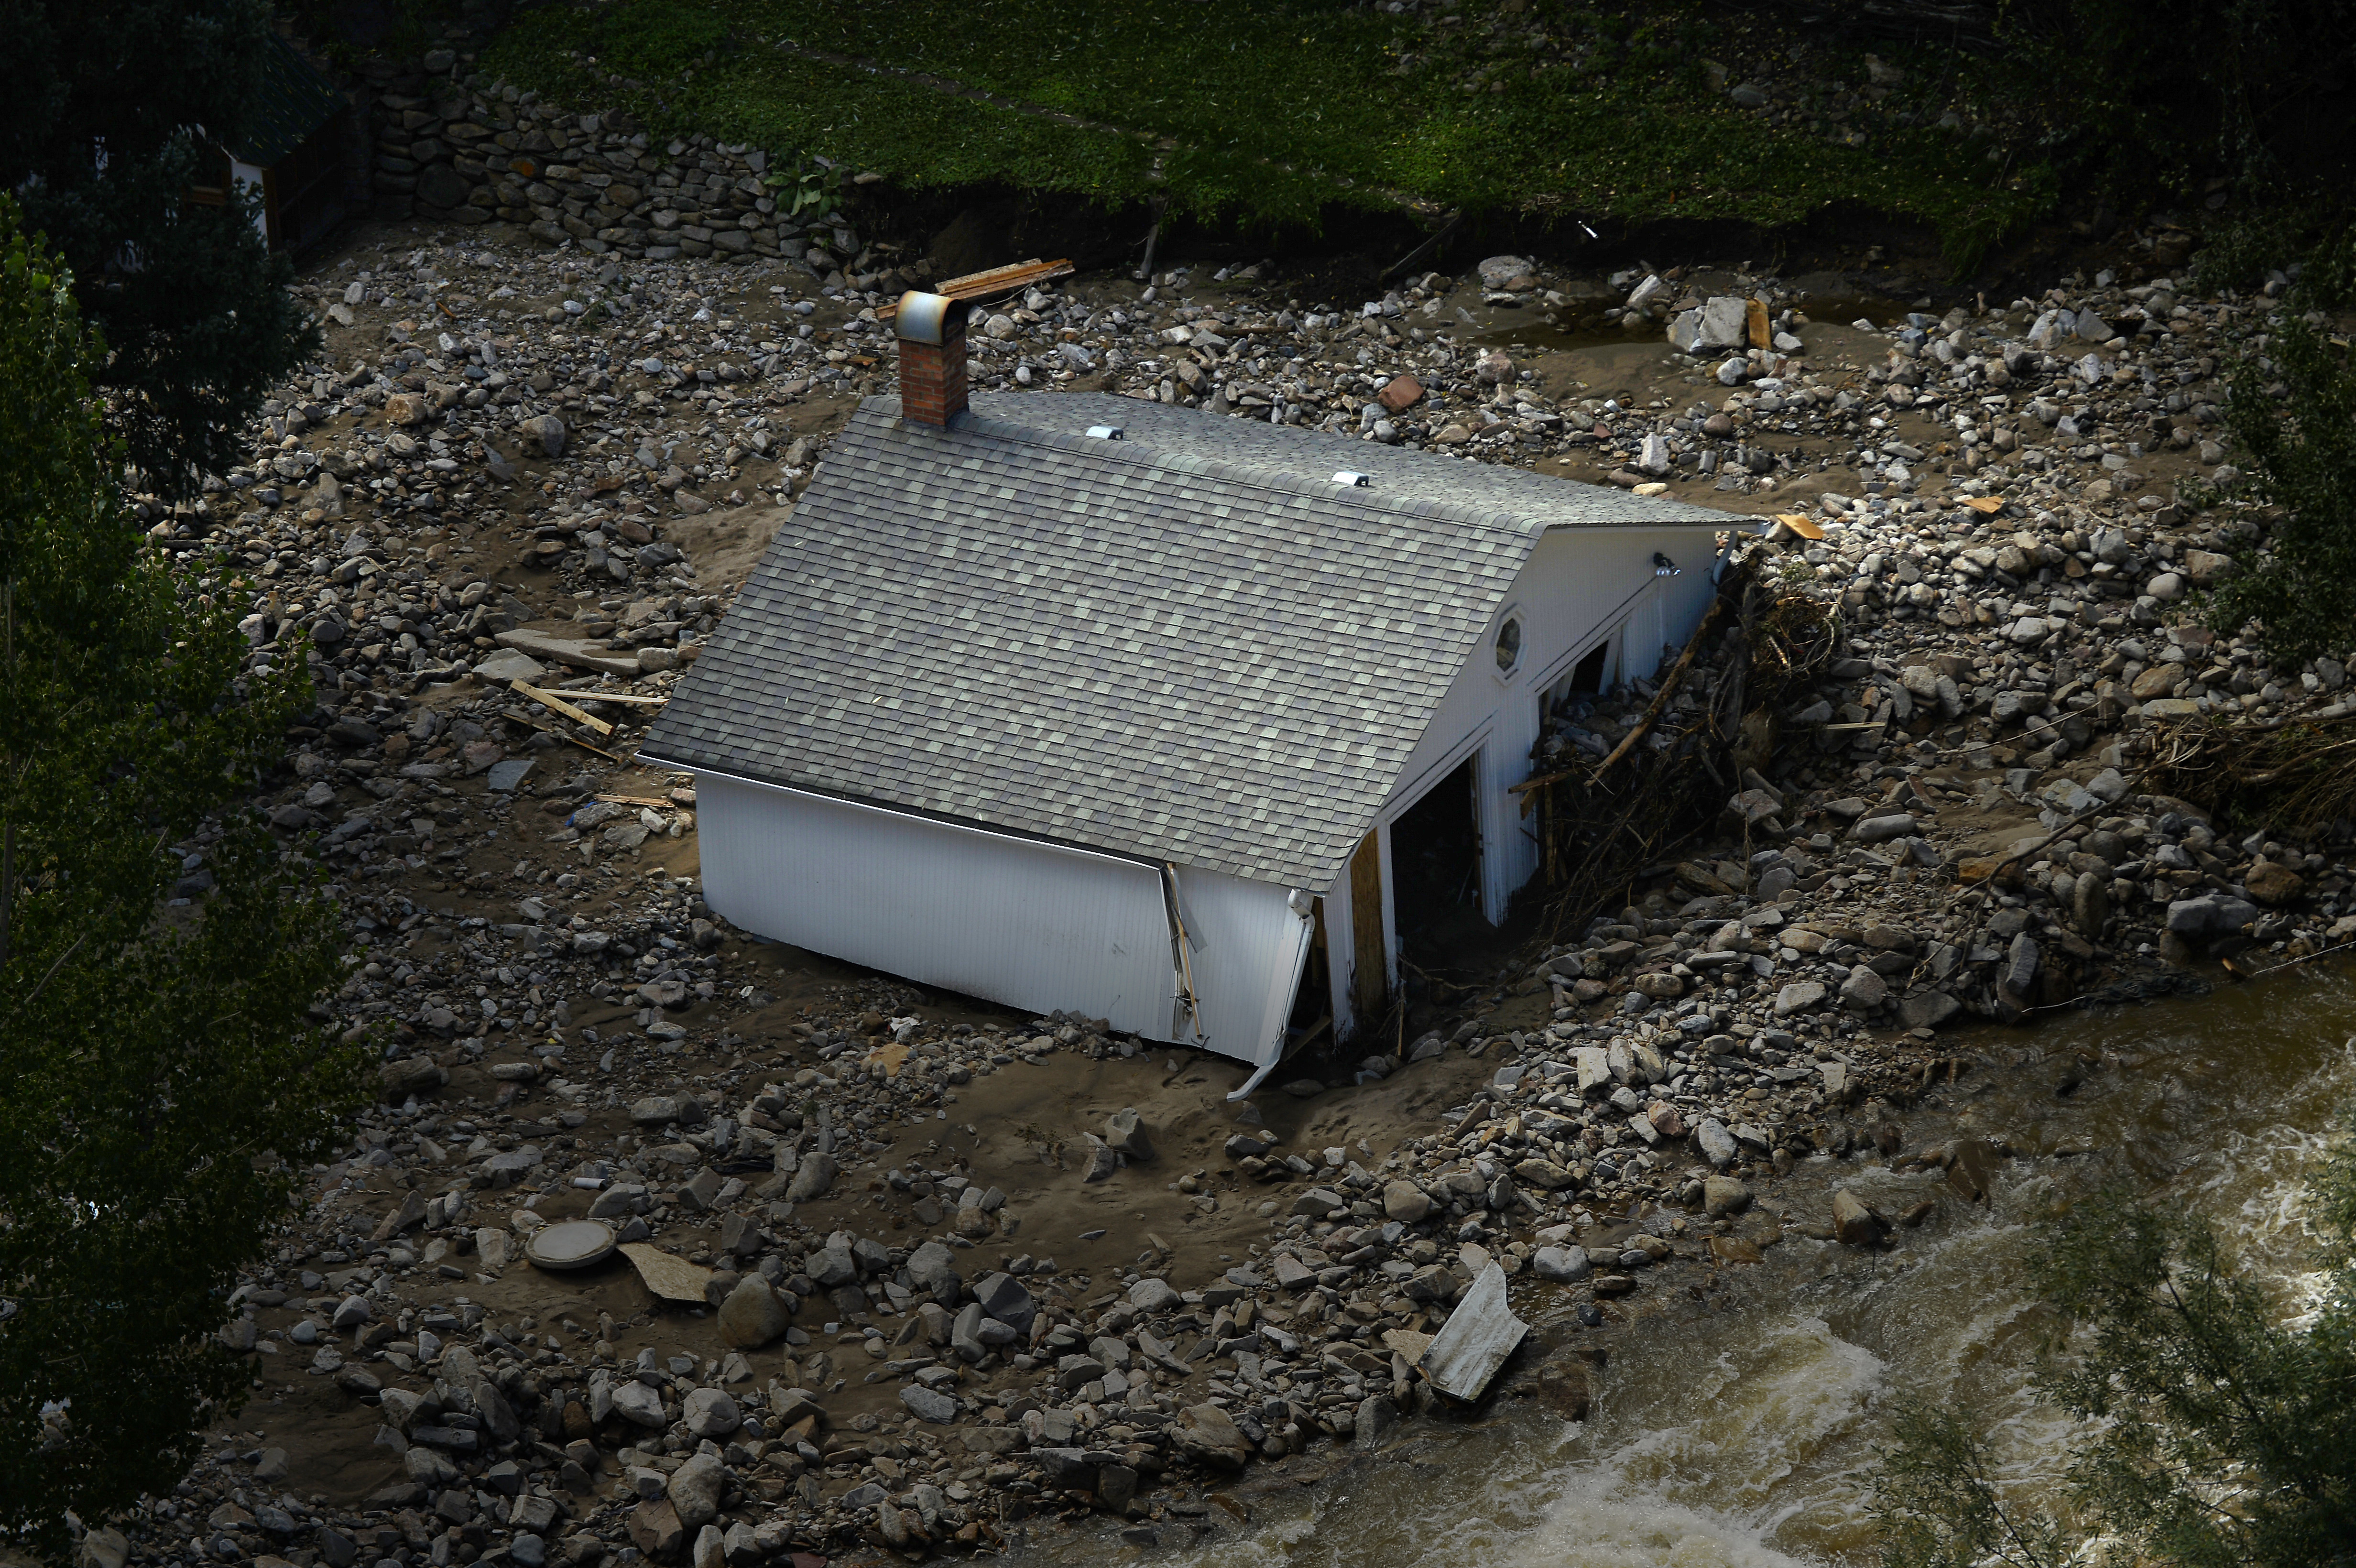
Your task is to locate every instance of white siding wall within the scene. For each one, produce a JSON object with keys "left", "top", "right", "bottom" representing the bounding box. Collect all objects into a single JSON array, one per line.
[
  {"left": 694, "top": 774, "right": 1178, "bottom": 1038},
  {"left": 1323, "top": 523, "right": 1726, "bottom": 1035},
  {"left": 230, "top": 160, "right": 269, "bottom": 243},
  {"left": 1168, "top": 868, "right": 1314, "bottom": 1067}
]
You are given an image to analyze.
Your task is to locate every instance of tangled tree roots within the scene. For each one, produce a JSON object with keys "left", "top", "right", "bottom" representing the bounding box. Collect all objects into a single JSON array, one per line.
[{"left": 2142, "top": 710, "right": 2356, "bottom": 841}]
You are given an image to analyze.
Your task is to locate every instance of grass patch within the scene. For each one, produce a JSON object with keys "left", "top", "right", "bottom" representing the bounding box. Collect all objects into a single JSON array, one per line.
[{"left": 482, "top": 0, "right": 2057, "bottom": 269}]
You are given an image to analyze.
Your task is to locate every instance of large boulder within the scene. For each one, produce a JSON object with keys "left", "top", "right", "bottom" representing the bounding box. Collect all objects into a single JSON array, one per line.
[
  {"left": 611, "top": 1380, "right": 667, "bottom": 1428},
  {"left": 414, "top": 163, "right": 471, "bottom": 210},
  {"left": 1839, "top": 967, "right": 1888, "bottom": 1013},
  {"left": 1536, "top": 1355, "right": 1593, "bottom": 1421},
  {"left": 666, "top": 1451, "right": 726, "bottom": 1530},
  {"left": 1171, "top": 1404, "right": 1253, "bottom": 1470},
  {"left": 1477, "top": 254, "right": 1535, "bottom": 290},
  {"left": 626, "top": 1502, "right": 682, "bottom": 1558},
  {"left": 1774, "top": 980, "right": 1827, "bottom": 1017},
  {"left": 1102, "top": 1107, "right": 1155, "bottom": 1161},
  {"left": 379, "top": 1057, "right": 447, "bottom": 1101},
  {"left": 900, "top": 1386, "right": 959, "bottom": 1424},
  {"left": 2166, "top": 893, "right": 2258, "bottom": 938},
  {"left": 784, "top": 1152, "right": 839, "bottom": 1202},
  {"left": 1514, "top": 1159, "right": 1577, "bottom": 1191},
  {"left": 1899, "top": 990, "right": 1963, "bottom": 1031},
  {"left": 1383, "top": 1180, "right": 1433, "bottom": 1222},
  {"left": 680, "top": 1387, "right": 739, "bottom": 1439},
  {"left": 1831, "top": 1191, "right": 1881, "bottom": 1247},
  {"left": 971, "top": 1272, "right": 1037, "bottom": 1334},
  {"left": 1531, "top": 1245, "right": 1590, "bottom": 1283},
  {"left": 1696, "top": 1118, "right": 1738, "bottom": 1169},
  {"left": 717, "top": 1276, "right": 790, "bottom": 1350},
  {"left": 2246, "top": 860, "right": 2306, "bottom": 906},
  {"left": 1127, "top": 1277, "right": 1181, "bottom": 1313},
  {"left": 519, "top": 413, "right": 567, "bottom": 458},
  {"left": 905, "top": 1240, "right": 961, "bottom": 1299}
]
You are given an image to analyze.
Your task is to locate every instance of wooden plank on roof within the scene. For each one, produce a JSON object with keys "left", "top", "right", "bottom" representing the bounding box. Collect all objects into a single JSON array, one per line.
[{"left": 874, "top": 258, "right": 1076, "bottom": 321}]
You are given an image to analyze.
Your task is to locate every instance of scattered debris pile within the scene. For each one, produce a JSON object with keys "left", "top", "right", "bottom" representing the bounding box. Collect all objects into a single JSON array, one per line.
[{"left": 1513, "top": 550, "right": 1842, "bottom": 941}]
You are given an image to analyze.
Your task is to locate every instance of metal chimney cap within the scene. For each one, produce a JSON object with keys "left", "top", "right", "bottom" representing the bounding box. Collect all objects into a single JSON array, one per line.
[{"left": 894, "top": 291, "right": 966, "bottom": 345}]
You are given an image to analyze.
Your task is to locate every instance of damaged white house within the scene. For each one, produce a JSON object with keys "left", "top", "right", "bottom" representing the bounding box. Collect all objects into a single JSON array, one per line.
[{"left": 638, "top": 291, "right": 1732, "bottom": 1094}]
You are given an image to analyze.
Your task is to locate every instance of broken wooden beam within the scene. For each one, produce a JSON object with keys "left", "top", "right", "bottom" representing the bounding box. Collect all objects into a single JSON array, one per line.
[
  {"left": 560, "top": 689, "right": 667, "bottom": 706},
  {"left": 1586, "top": 553, "right": 1753, "bottom": 779},
  {"left": 512, "top": 680, "right": 613, "bottom": 736},
  {"left": 874, "top": 258, "right": 1075, "bottom": 320}
]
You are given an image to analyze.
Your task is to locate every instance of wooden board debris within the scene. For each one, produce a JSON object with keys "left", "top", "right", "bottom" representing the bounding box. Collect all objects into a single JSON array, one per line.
[
  {"left": 503, "top": 709, "right": 622, "bottom": 762},
  {"left": 619, "top": 1242, "right": 713, "bottom": 1304},
  {"left": 875, "top": 258, "right": 1075, "bottom": 320},
  {"left": 512, "top": 680, "right": 614, "bottom": 735},
  {"left": 566, "top": 690, "right": 668, "bottom": 706}
]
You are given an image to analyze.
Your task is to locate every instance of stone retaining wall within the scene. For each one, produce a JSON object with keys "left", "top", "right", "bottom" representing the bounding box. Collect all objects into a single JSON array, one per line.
[{"left": 328, "top": 39, "right": 920, "bottom": 291}]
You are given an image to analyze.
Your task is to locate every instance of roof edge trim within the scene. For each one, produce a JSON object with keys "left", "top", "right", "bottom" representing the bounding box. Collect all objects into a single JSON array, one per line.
[{"left": 863, "top": 394, "right": 1738, "bottom": 539}]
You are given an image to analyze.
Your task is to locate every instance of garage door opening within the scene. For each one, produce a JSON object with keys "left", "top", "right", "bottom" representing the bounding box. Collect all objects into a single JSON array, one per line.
[
  {"left": 1287, "top": 898, "right": 1334, "bottom": 1050},
  {"left": 1389, "top": 755, "right": 1485, "bottom": 968}
]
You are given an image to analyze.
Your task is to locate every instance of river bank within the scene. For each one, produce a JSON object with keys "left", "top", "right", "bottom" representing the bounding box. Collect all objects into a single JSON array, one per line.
[
  {"left": 69, "top": 207, "right": 2356, "bottom": 1568},
  {"left": 1019, "top": 960, "right": 2356, "bottom": 1568}
]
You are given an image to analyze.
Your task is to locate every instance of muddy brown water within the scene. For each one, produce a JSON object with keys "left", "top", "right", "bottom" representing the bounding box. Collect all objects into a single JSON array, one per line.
[{"left": 1020, "top": 959, "right": 2356, "bottom": 1565}]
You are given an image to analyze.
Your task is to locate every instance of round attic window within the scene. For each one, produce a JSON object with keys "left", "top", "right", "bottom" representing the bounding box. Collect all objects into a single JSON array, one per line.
[{"left": 1494, "top": 616, "right": 1524, "bottom": 674}]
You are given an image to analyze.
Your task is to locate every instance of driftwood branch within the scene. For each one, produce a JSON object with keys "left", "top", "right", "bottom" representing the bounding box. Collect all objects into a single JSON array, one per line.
[{"left": 1589, "top": 558, "right": 1750, "bottom": 779}]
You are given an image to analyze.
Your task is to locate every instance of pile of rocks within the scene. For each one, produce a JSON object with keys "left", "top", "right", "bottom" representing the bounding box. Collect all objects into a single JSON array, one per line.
[
  {"left": 92, "top": 197, "right": 2356, "bottom": 1568},
  {"left": 342, "top": 44, "right": 909, "bottom": 290}
]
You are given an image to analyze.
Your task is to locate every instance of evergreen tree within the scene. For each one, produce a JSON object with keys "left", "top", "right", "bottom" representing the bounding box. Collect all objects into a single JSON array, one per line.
[
  {"left": 0, "top": 198, "right": 366, "bottom": 1558},
  {"left": 0, "top": 0, "right": 321, "bottom": 497}
]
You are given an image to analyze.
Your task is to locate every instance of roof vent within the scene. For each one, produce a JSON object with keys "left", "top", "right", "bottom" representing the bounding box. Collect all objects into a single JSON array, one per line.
[
  {"left": 1085, "top": 425, "right": 1124, "bottom": 440},
  {"left": 1331, "top": 470, "right": 1372, "bottom": 488}
]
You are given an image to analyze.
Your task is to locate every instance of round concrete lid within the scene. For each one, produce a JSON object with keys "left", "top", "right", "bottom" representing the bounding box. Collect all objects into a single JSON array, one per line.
[{"left": 525, "top": 1218, "right": 617, "bottom": 1271}]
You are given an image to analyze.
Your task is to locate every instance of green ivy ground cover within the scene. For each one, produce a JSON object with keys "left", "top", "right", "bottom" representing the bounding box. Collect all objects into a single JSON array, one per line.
[{"left": 483, "top": 0, "right": 2054, "bottom": 267}]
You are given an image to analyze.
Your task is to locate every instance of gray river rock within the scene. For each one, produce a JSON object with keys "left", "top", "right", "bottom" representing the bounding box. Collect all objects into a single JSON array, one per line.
[{"left": 1024, "top": 964, "right": 2356, "bottom": 1566}]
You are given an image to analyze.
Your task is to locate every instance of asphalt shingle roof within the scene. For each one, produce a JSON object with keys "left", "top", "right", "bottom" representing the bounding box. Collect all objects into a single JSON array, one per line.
[
  {"left": 639, "top": 391, "right": 1732, "bottom": 889},
  {"left": 236, "top": 34, "right": 347, "bottom": 168}
]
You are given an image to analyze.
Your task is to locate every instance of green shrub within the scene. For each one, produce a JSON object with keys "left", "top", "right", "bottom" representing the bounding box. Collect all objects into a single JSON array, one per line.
[{"left": 1873, "top": 1114, "right": 2356, "bottom": 1568}]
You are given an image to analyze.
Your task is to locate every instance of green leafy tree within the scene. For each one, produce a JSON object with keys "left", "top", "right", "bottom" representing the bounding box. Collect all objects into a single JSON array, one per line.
[
  {"left": 0, "top": 199, "right": 367, "bottom": 1557},
  {"left": 2203, "top": 315, "right": 2356, "bottom": 667},
  {"left": 1873, "top": 1113, "right": 2356, "bottom": 1567},
  {"left": 0, "top": 0, "right": 320, "bottom": 497}
]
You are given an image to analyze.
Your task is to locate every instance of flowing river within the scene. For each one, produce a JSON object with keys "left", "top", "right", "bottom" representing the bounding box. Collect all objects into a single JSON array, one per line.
[{"left": 1034, "top": 959, "right": 2356, "bottom": 1567}]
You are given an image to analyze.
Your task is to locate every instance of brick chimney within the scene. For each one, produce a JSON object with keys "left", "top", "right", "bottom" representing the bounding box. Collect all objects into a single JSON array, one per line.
[{"left": 894, "top": 292, "right": 970, "bottom": 427}]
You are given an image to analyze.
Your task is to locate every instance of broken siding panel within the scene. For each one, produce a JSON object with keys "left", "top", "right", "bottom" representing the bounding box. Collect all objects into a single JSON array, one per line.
[
  {"left": 1168, "top": 867, "right": 1310, "bottom": 1067},
  {"left": 1321, "top": 862, "right": 1360, "bottom": 1044},
  {"left": 1417, "top": 1261, "right": 1528, "bottom": 1402},
  {"left": 692, "top": 773, "right": 1177, "bottom": 1039}
]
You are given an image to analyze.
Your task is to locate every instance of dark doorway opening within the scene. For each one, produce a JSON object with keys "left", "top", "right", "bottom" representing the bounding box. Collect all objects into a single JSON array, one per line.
[
  {"left": 1286, "top": 898, "right": 1334, "bottom": 1050},
  {"left": 1389, "top": 755, "right": 1485, "bottom": 970},
  {"left": 1568, "top": 640, "right": 1611, "bottom": 697}
]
